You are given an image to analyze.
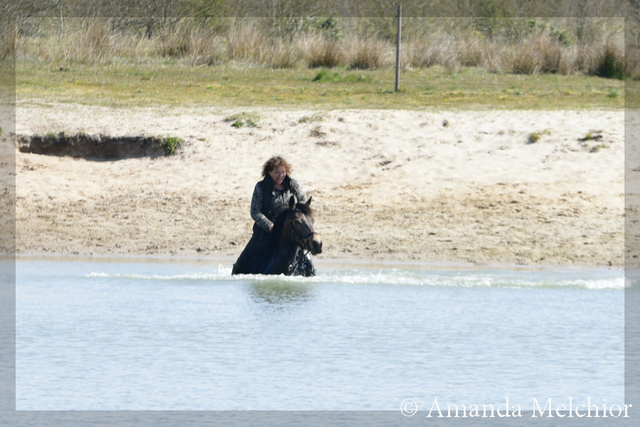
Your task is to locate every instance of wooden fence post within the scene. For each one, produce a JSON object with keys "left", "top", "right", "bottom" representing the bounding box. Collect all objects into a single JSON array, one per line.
[{"left": 395, "top": 5, "right": 402, "bottom": 92}]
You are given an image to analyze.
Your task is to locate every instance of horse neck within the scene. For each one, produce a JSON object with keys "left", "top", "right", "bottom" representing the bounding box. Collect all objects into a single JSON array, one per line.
[{"left": 268, "top": 223, "right": 300, "bottom": 274}]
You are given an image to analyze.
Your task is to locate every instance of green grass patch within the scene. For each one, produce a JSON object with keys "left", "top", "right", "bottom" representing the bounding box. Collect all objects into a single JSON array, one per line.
[
  {"left": 589, "top": 143, "right": 609, "bottom": 153},
  {"left": 312, "top": 69, "right": 372, "bottom": 83},
  {"left": 579, "top": 131, "right": 603, "bottom": 142},
  {"left": 298, "top": 113, "right": 326, "bottom": 123},
  {"left": 161, "top": 136, "right": 182, "bottom": 155},
  {"left": 578, "top": 130, "right": 606, "bottom": 152},
  {"left": 15, "top": 60, "right": 625, "bottom": 110},
  {"left": 527, "top": 129, "right": 551, "bottom": 144},
  {"left": 225, "top": 112, "right": 260, "bottom": 128}
]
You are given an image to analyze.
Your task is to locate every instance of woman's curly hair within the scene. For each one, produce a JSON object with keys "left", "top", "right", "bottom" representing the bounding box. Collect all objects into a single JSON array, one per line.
[{"left": 262, "top": 156, "right": 292, "bottom": 177}]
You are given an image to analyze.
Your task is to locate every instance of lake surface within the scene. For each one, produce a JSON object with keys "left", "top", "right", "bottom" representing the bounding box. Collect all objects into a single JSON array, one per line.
[{"left": 15, "top": 257, "right": 625, "bottom": 412}]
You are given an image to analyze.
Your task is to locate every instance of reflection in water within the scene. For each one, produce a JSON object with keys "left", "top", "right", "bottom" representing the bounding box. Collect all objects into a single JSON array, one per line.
[{"left": 248, "top": 279, "right": 314, "bottom": 307}]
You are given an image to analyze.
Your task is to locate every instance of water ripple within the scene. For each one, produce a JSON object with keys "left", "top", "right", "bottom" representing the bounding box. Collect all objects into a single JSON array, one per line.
[{"left": 86, "top": 267, "right": 625, "bottom": 290}]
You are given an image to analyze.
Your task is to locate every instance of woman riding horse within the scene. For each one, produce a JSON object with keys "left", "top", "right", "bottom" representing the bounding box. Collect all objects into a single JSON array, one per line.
[{"left": 232, "top": 156, "right": 317, "bottom": 276}]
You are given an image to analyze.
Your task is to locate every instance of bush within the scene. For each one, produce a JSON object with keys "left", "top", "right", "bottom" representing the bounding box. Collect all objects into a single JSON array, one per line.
[{"left": 595, "top": 42, "right": 626, "bottom": 80}]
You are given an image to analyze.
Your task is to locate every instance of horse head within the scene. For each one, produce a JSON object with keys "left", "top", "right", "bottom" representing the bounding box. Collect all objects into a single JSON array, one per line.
[{"left": 285, "top": 196, "right": 322, "bottom": 255}]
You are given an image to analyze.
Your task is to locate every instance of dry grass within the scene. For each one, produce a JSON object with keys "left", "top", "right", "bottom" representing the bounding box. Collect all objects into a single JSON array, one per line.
[
  {"left": 9, "top": 17, "right": 634, "bottom": 79},
  {"left": 155, "top": 26, "right": 227, "bottom": 66},
  {"left": 306, "top": 36, "right": 344, "bottom": 68},
  {"left": 64, "top": 19, "right": 112, "bottom": 63},
  {"left": 185, "top": 32, "right": 226, "bottom": 66},
  {"left": 572, "top": 44, "right": 601, "bottom": 75},
  {"left": 406, "top": 33, "right": 458, "bottom": 70},
  {"left": 510, "top": 33, "right": 563, "bottom": 74},
  {"left": 456, "top": 37, "right": 492, "bottom": 68},
  {"left": 0, "top": 25, "right": 16, "bottom": 59},
  {"left": 227, "top": 25, "right": 269, "bottom": 64},
  {"left": 347, "top": 37, "right": 392, "bottom": 70},
  {"left": 267, "top": 40, "right": 303, "bottom": 68},
  {"left": 625, "top": 46, "right": 640, "bottom": 80}
]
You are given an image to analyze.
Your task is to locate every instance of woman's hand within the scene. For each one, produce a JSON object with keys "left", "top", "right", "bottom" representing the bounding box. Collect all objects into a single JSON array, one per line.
[{"left": 269, "top": 223, "right": 274, "bottom": 232}]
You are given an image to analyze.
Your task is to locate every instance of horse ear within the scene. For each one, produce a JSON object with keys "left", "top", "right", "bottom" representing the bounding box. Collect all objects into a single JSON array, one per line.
[
  {"left": 305, "top": 196, "right": 312, "bottom": 206},
  {"left": 289, "top": 195, "right": 296, "bottom": 210}
]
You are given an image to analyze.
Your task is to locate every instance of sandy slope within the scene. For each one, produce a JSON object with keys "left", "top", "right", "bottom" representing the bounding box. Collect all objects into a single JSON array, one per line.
[{"left": 12, "top": 103, "right": 625, "bottom": 267}]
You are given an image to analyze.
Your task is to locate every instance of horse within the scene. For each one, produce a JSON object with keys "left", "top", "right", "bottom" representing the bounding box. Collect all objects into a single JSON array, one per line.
[{"left": 231, "top": 196, "right": 322, "bottom": 276}]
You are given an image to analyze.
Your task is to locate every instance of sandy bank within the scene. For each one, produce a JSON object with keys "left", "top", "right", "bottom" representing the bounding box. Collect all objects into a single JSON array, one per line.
[{"left": 11, "top": 103, "right": 625, "bottom": 267}]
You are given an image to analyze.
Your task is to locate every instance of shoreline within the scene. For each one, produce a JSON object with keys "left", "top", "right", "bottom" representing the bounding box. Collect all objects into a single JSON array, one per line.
[
  {"left": 11, "top": 105, "right": 625, "bottom": 268},
  {"left": 10, "top": 252, "right": 624, "bottom": 273}
]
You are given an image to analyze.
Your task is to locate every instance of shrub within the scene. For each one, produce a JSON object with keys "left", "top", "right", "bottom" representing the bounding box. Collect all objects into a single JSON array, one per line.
[{"left": 595, "top": 41, "right": 626, "bottom": 80}]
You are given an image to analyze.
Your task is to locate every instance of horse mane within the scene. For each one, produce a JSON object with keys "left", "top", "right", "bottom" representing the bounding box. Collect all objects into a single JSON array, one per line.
[{"left": 269, "top": 202, "right": 314, "bottom": 246}]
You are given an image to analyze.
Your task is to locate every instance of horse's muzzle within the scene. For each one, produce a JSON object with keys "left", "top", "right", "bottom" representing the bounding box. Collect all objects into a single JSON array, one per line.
[{"left": 310, "top": 235, "right": 323, "bottom": 255}]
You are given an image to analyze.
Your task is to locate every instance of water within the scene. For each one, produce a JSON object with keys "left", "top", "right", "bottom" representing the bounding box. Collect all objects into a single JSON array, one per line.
[{"left": 15, "top": 257, "right": 625, "bottom": 411}]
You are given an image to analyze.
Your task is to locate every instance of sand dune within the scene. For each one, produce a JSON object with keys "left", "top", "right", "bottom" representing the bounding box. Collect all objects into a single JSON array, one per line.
[{"left": 12, "top": 103, "right": 625, "bottom": 267}]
